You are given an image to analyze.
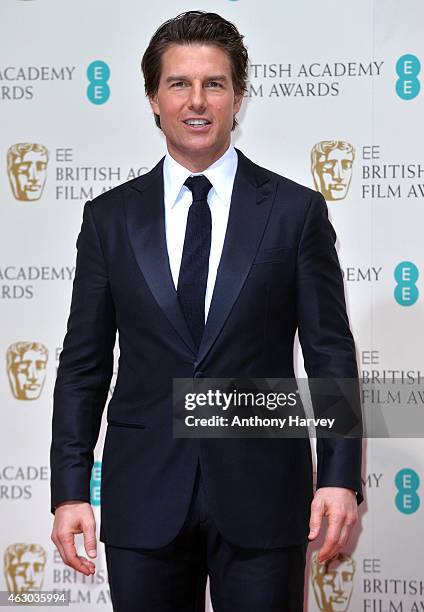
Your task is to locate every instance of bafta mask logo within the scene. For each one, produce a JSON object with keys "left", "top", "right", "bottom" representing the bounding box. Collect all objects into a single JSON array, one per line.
[
  {"left": 7, "top": 342, "right": 48, "bottom": 400},
  {"left": 311, "top": 141, "right": 355, "bottom": 201},
  {"left": 311, "top": 551, "right": 356, "bottom": 612},
  {"left": 7, "top": 143, "right": 49, "bottom": 201},
  {"left": 4, "top": 543, "right": 46, "bottom": 593}
]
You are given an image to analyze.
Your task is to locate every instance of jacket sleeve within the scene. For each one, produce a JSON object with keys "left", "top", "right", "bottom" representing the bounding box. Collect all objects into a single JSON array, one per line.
[
  {"left": 50, "top": 200, "right": 117, "bottom": 514},
  {"left": 296, "top": 191, "right": 363, "bottom": 504}
]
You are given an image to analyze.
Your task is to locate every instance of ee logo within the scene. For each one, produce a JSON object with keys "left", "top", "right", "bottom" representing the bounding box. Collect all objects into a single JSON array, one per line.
[
  {"left": 396, "top": 54, "right": 420, "bottom": 100},
  {"left": 87, "top": 60, "right": 110, "bottom": 105},
  {"left": 395, "top": 468, "right": 420, "bottom": 514},
  {"left": 394, "top": 261, "right": 419, "bottom": 306},
  {"left": 90, "top": 461, "right": 102, "bottom": 506}
]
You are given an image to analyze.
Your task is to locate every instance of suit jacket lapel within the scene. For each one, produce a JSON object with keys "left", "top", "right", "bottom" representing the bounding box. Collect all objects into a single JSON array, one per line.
[
  {"left": 125, "top": 150, "right": 276, "bottom": 365},
  {"left": 125, "top": 159, "right": 198, "bottom": 355},
  {"left": 196, "top": 149, "right": 276, "bottom": 367}
]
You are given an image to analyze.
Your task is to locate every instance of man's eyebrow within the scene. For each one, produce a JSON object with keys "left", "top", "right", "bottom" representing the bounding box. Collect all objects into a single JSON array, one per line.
[
  {"left": 205, "top": 75, "right": 228, "bottom": 81},
  {"left": 165, "top": 74, "right": 228, "bottom": 83}
]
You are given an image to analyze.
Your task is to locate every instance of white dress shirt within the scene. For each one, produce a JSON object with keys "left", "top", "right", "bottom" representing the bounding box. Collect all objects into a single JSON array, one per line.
[{"left": 163, "top": 145, "right": 238, "bottom": 322}]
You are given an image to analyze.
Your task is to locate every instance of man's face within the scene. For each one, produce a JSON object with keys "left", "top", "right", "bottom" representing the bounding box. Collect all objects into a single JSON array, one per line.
[
  {"left": 313, "top": 558, "right": 355, "bottom": 612},
  {"left": 149, "top": 43, "right": 242, "bottom": 169},
  {"left": 6, "top": 551, "right": 45, "bottom": 592},
  {"left": 8, "top": 348, "right": 47, "bottom": 400},
  {"left": 10, "top": 150, "right": 48, "bottom": 201},
  {"left": 314, "top": 148, "right": 353, "bottom": 201}
]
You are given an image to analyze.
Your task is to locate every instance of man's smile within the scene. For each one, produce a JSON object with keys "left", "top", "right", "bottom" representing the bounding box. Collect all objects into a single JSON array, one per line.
[{"left": 182, "top": 118, "right": 212, "bottom": 132}]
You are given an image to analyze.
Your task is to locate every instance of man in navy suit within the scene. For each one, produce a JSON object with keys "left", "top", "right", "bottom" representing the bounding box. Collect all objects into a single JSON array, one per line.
[{"left": 50, "top": 11, "right": 362, "bottom": 611}]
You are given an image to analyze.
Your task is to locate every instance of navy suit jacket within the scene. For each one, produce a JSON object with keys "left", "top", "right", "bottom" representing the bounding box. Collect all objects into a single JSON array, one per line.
[{"left": 50, "top": 148, "right": 363, "bottom": 549}]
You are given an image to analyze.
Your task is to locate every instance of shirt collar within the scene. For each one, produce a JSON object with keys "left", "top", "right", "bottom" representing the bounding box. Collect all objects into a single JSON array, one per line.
[{"left": 163, "top": 144, "right": 238, "bottom": 209}]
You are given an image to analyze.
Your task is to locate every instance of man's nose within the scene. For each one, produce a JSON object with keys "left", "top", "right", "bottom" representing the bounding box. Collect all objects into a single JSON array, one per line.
[{"left": 187, "top": 82, "right": 207, "bottom": 112}]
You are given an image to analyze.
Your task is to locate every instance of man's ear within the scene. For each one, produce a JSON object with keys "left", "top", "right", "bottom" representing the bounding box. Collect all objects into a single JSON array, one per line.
[
  {"left": 233, "top": 92, "right": 243, "bottom": 115},
  {"left": 149, "top": 94, "right": 160, "bottom": 116}
]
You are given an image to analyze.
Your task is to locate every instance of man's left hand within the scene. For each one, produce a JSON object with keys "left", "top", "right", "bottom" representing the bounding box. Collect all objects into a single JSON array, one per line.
[{"left": 308, "top": 487, "right": 358, "bottom": 562}]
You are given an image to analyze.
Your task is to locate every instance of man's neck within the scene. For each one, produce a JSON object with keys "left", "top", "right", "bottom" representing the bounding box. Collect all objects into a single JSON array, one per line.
[{"left": 166, "top": 142, "right": 232, "bottom": 173}]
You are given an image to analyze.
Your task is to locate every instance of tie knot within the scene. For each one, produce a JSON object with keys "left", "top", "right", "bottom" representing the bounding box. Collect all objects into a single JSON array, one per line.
[{"left": 184, "top": 175, "right": 212, "bottom": 202}]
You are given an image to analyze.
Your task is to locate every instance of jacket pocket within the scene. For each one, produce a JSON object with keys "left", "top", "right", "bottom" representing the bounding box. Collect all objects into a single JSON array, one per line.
[{"left": 107, "top": 420, "right": 146, "bottom": 429}]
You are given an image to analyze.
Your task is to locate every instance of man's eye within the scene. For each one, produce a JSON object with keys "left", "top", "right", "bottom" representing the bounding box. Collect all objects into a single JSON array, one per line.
[
  {"left": 207, "top": 81, "right": 222, "bottom": 88},
  {"left": 171, "top": 81, "right": 187, "bottom": 88}
]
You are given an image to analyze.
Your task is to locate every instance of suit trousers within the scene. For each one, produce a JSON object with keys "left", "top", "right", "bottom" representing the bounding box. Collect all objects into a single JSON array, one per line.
[{"left": 104, "top": 462, "right": 308, "bottom": 612}]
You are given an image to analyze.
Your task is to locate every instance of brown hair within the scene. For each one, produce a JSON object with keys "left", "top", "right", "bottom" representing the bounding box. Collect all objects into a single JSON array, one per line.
[{"left": 141, "top": 11, "right": 248, "bottom": 129}]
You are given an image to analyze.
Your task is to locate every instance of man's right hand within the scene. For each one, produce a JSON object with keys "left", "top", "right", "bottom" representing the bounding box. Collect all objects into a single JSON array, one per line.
[{"left": 51, "top": 501, "right": 97, "bottom": 576}]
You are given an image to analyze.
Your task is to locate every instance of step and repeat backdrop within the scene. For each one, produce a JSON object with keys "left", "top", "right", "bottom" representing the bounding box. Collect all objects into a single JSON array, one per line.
[{"left": 1, "top": 0, "right": 423, "bottom": 610}]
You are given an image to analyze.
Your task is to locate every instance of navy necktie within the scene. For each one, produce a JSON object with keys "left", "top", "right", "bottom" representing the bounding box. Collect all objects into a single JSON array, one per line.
[{"left": 177, "top": 175, "right": 213, "bottom": 348}]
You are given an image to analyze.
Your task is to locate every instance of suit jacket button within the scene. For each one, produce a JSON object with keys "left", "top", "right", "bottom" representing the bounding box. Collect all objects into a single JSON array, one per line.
[{"left": 194, "top": 371, "right": 205, "bottom": 378}]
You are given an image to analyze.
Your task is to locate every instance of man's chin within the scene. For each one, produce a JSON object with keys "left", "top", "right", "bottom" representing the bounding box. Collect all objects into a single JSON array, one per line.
[
  {"left": 169, "top": 139, "right": 229, "bottom": 166},
  {"left": 180, "top": 137, "right": 216, "bottom": 152}
]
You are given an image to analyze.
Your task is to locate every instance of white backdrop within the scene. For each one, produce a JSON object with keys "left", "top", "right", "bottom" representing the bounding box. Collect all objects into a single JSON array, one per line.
[{"left": 1, "top": 0, "right": 423, "bottom": 610}]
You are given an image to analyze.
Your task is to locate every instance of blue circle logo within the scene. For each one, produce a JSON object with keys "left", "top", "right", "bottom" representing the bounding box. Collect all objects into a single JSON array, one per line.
[
  {"left": 90, "top": 460, "right": 102, "bottom": 506},
  {"left": 396, "top": 54, "right": 421, "bottom": 100},
  {"left": 395, "top": 468, "right": 420, "bottom": 514},
  {"left": 87, "top": 60, "right": 110, "bottom": 105},
  {"left": 394, "top": 261, "right": 419, "bottom": 306}
]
